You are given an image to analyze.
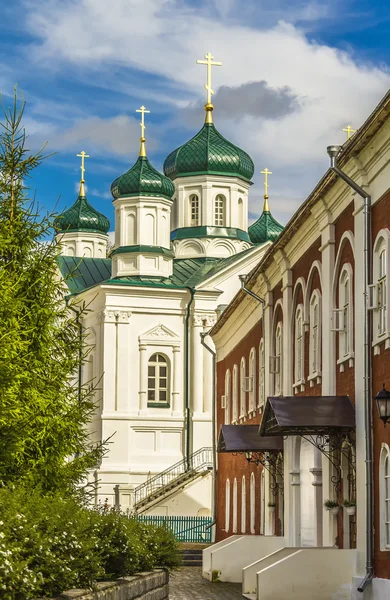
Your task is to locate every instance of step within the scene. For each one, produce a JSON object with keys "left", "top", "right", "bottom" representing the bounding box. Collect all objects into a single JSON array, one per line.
[
  {"left": 182, "top": 561, "right": 203, "bottom": 567},
  {"left": 242, "top": 594, "right": 256, "bottom": 600}
]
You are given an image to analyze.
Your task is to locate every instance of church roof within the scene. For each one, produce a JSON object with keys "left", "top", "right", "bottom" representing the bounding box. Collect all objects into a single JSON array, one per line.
[
  {"left": 58, "top": 248, "right": 256, "bottom": 295},
  {"left": 248, "top": 204, "right": 283, "bottom": 245},
  {"left": 163, "top": 122, "right": 254, "bottom": 182},
  {"left": 54, "top": 193, "right": 110, "bottom": 235},
  {"left": 111, "top": 156, "right": 175, "bottom": 200}
]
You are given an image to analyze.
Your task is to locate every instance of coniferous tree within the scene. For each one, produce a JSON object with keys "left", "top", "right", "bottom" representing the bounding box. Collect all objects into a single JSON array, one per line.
[{"left": 0, "top": 91, "right": 105, "bottom": 496}]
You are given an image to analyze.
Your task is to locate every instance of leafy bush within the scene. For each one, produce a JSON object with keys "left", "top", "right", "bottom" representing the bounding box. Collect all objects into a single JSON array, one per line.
[{"left": 0, "top": 486, "right": 179, "bottom": 599}]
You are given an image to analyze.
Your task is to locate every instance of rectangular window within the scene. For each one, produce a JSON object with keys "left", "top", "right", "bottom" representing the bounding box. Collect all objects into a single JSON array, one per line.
[
  {"left": 386, "top": 457, "right": 390, "bottom": 548},
  {"left": 343, "top": 279, "right": 350, "bottom": 357},
  {"left": 379, "top": 249, "right": 387, "bottom": 336},
  {"left": 214, "top": 196, "right": 225, "bottom": 226}
]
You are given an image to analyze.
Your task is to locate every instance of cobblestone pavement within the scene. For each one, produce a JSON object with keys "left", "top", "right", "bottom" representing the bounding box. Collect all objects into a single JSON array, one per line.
[{"left": 169, "top": 567, "right": 242, "bottom": 599}]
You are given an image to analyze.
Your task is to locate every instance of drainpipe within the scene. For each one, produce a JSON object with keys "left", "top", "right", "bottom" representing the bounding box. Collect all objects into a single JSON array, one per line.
[
  {"left": 66, "top": 297, "right": 83, "bottom": 403},
  {"left": 239, "top": 274, "right": 266, "bottom": 404},
  {"left": 327, "top": 146, "right": 373, "bottom": 592},
  {"left": 200, "top": 332, "right": 217, "bottom": 528},
  {"left": 185, "top": 288, "right": 195, "bottom": 471}
]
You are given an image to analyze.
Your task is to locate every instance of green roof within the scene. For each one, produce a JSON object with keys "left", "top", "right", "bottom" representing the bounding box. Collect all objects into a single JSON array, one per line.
[
  {"left": 248, "top": 209, "right": 283, "bottom": 245},
  {"left": 111, "top": 156, "right": 175, "bottom": 200},
  {"left": 54, "top": 195, "right": 110, "bottom": 235},
  {"left": 163, "top": 122, "right": 254, "bottom": 182},
  {"left": 58, "top": 248, "right": 256, "bottom": 295}
]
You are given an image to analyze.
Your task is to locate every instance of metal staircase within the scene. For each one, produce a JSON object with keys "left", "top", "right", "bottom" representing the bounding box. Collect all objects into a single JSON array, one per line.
[{"left": 133, "top": 447, "right": 213, "bottom": 513}]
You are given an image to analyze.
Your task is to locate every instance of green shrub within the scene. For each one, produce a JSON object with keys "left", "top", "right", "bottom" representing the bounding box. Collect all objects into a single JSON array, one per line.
[{"left": 0, "top": 486, "right": 180, "bottom": 599}]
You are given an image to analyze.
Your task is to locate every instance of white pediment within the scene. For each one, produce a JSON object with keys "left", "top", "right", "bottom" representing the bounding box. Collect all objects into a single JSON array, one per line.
[{"left": 139, "top": 323, "right": 181, "bottom": 346}]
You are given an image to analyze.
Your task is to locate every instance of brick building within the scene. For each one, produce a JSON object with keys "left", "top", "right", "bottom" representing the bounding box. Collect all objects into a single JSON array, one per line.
[{"left": 206, "top": 89, "right": 390, "bottom": 599}]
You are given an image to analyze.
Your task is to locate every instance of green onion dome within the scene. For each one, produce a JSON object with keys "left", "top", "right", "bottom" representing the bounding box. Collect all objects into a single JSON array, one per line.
[
  {"left": 163, "top": 122, "right": 254, "bottom": 182},
  {"left": 111, "top": 156, "right": 175, "bottom": 201},
  {"left": 54, "top": 187, "right": 110, "bottom": 235},
  {"left": 248, "top": 198, "right": 283, "bottom": 245}
]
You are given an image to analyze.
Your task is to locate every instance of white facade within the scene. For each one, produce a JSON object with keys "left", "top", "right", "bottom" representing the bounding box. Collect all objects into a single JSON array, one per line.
[{"left": 56, "top": 230, "right": 108, "bottom": 258}]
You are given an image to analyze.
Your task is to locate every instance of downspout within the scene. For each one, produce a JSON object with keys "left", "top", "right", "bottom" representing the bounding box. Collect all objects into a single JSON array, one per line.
[
  {"left": 185, "top": 288, "right": 195, "bottom": 471},
  {"left": 327, "top": 146, "right": 373, "bottom": 592},
  {"left": 200, "top": 332, "right": 217, "bottom": 528},
  {"left": 66, "top": 297, "right": 82, "bottom": 404},
  {"left": 239, "top": 274, "right": 266, "bottom": 404}
]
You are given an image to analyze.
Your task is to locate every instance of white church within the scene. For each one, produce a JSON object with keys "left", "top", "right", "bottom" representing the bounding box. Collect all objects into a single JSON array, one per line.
[{"left": 55, "top": 54, "right": 283, "bottom": 517}]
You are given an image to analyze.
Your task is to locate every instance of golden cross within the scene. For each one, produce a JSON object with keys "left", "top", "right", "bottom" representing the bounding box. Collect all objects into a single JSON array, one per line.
[
  {"left": 261, "top": 168, "right": 272, "bottom": 199},
  {"left": 343, "top": 125, "right": 356, "bottom": 140},
  {"left": 196, "top": 52, "right": 222, "bottom": 106},
  {"left": 136, "top": 105, "right": 150, "bottom": 139},
  {"left": 77, "top": 150, "right": 90, "bottom": 181}
]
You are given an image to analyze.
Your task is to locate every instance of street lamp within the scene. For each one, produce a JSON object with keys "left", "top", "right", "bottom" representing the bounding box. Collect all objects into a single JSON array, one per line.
[{"left": 375, "top": 385, "right": 390, "bottom": 425}]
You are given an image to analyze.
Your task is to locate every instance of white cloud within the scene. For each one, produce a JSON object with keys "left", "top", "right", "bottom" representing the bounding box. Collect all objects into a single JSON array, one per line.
[{"left": 23, "top": 0, "right": 390, "bottom": 224}]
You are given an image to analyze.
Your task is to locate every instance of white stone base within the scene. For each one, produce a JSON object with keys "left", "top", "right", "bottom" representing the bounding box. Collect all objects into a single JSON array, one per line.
[{"left": 351, "top": 576, "right": 390, "bottom": 600}]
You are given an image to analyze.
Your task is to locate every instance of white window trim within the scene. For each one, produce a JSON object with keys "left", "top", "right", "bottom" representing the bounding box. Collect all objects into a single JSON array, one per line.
[
  {"left": 380, "top": 443, "right": 390, "bottom": 550},
  {"left": 258, "top": 339, "right": 265, "bottom": 408},
  {"left": 225, "top": 479, "right": 231, "bottom": 532},
  {"left": 337, "top": 263, "right": 354, "bottom": 371},
  {"left": 293, "top": 304, "right": 305, "bottom": 391},
  {"left": 308, "top": 290, "right": 322, "bottom": 386},
  {"left": 232, "top": 364, "right": 239, "bottom": 423},
  {"left": 240, "top": 357, "right": 247, "bottom": 419},
  {"left": 233, "top": 478, "right": 238, "bottom": 534},
  {"left": 241, "top": 476, "right": 246, "bottom": 533},
  {"left": 224, "top": 369, "right": 231, "bottom": 425},
  {"left": 372, "top": 230, "right": 390, "bottom": 353},
  {"left": 273, "top": 322, "right": 283, "bottom": 396},
  {"left": 250, "top": 472, "right": 256, "bottom": 534},
  {"left": 214, "top": 194, "right": 226, "bottom": 227},
  {"left": 248, "top": 348, "right": 256, "bottom": 415},
  {"left": 147, "top": 353, "right": 170, "bottom": 406}
]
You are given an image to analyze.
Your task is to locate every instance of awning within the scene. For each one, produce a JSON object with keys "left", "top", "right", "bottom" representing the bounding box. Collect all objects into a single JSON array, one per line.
[
  {"left": 259, "top": 396, "right": 355, "bottom": 437},
  {"left": 218, "top": 424, "right": 284, "bottom": 453}
]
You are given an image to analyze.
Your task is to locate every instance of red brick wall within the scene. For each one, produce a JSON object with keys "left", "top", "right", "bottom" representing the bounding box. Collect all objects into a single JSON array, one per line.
[{"left": 371, "top": 187, "right": 390, "bottom": 578}]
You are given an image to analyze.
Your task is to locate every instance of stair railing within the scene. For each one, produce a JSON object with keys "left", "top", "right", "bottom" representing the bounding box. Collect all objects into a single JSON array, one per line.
[{"left": 134, "top": 447, "right": 213, "bottom": 508}]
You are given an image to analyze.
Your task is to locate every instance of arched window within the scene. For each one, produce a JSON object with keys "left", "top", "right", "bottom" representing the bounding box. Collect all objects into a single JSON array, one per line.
[
  {"left": 147, "top": 353, "right": 169, "bottom": 406},
  {"left": 250, "top": 473, "right": 256, "bottom": 534},
  {"left": 337, "top": 265, "right": 353, "bottom": 363},
  {"left": 190, "top": 194, "right": 199, "bottom": 226},
  {"left": 378, "top": 247, "right": 387, "bottom": 336},
  {"left": 241, "top": 476, "right": 246, "bottom": 533},
  {"left": 233, "top": 478, "right": 238, "bottom": 533},
  {"left": 224, "top": 369, "right": 231, "bottom": 425},
  {"left": 225, "top": 479, "right": 231, "bottom": 532},
  {"left": 238, "top": 197, "right": 244, "bottom": 230},
  {"left": 380, "top": 444, "right": 390, "bottom": 549},
  {"left": 83, "top": 247, "right": 92, "bottom": 258},
  {"left": 67, "top": 245, "right": 75, "bottom": 257},
  {"left": 294, "top": 305, "right": 304, "bottom": 386},
  {"left": 240, "top": 357, "right": 246, "bottom": 418},
  {"left": 273, "top": 323, "right": 283, "bottom": 396},
  {"left": 232, "top": 365, "right": 238, "bottom": 422},
  {"left": 249, "top": 348, "right": 256, "bottom": 413},
  {"left": 258, "top": 339, "right": 265, "bottom": 407},
  {"left": 309, "top": 291, "right": 322, "bottom": 381},
  {"left": 214, "top": 195, "right": 225, "bottom": 226}
]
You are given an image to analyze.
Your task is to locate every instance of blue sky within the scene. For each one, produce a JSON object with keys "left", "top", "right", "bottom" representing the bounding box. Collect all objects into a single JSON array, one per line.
[{"left": 1, "top": 0, "right": 390, "bottom": 232}]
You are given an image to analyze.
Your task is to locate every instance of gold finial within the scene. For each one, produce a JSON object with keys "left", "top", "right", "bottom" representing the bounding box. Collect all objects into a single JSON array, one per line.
[
  {"left": 136, "top": 105, "right": 150, "bottom": 157},
  {"left": 343, "top": 125, "right": 356, "bottom": 140},
  {"left": 261, "top": 168, "right": 272, "bottom": 211},
  {"left": 196, "top": 52, "right": 222, "bottom": 123},
  {"left": 77, "top": 150, "right": 90, "bottom": 196}
]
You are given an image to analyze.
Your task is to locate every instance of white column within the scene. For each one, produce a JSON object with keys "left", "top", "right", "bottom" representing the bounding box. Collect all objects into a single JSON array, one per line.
[
  {"left": 172, "top": 345, "right": 181, "bottom": 415},
  {"left": 191, "top": 315, "right": 204, "bottom": 414},
  {"left": 282, "top": 269, "right": 293, "bottom": 396},
  {"left": 310, "top": 465, "right": 323, "bottom": 547},
  {"left": 116, "top": 311, "right": 131, "bottom": 412},
  {"left": 290, "top": 467, "right": 301, "bottom": 546},
  {"left": 319, "top": 221, "right": 336, "bottom": 546},
  {"left": 203, "top": 316, "right": 216, "bottom": 414},
  {"left": 139, "top": 344, "right": 148, "bottom": 414},
  {"left": 264, "top": 291, "right": 273, "bottom": 398},
  {"left": 100, "top": 310, "right": 117, "bottom": 413}
]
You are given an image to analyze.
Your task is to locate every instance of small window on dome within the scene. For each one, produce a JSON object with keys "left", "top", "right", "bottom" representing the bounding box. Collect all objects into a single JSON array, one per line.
[
  {"left": 190, "top": 194, "right": 199, "bottom": 226},
  {"left": 214, "top": 195, "right": 225, "bottom": 226}
]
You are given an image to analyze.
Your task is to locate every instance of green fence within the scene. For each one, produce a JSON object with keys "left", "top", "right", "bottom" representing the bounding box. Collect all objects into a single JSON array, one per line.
[{"left": 137, "top": 515, "right": 213, "bottom": 543}]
